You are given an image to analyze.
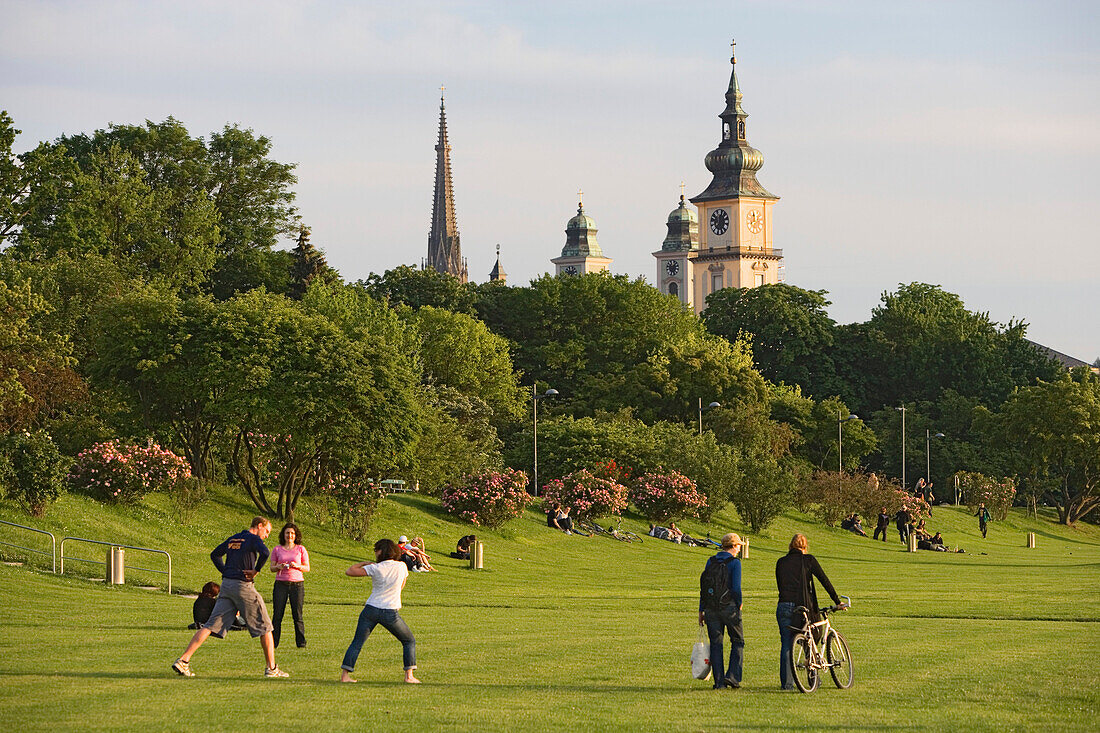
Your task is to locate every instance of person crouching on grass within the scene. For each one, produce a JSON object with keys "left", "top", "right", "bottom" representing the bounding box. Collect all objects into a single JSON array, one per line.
[{"left": 340, "top": 538, "right": 421, "bottom": 684}]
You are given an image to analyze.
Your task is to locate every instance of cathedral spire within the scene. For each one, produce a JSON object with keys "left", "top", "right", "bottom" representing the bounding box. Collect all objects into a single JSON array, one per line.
[{"left": 427, "top": 87, "right": 468, "bottom": 283}]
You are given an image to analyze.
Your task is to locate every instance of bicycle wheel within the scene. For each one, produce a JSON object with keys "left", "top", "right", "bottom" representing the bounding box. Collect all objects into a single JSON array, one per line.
[
  {"left": 621, "top": 531, "right": 642, "bottom": 543},
  {"left": 790, "top": 634, "right": 819, "bottom": 693},
  {"left": 825, "top": 630, "right": 853, "bottom": 689}
]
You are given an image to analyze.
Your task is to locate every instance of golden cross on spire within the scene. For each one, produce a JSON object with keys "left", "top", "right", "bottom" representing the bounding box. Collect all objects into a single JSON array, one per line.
[
  {"left": 440, "top": 84, "right": 446, "bottom": 100},
  {"left": 577, "top": 188, "right": 583, "bottom": 206},
  {"left": 679, "top": 180, "right": 686, "bottom": 198},
  {"left": 730, "top": 38, "right": 736, "bottom": 63}
]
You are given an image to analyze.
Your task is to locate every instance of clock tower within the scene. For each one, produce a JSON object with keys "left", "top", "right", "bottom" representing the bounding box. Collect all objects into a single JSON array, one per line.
[
  {"left": 688, "top": 41, "right": 783, "bottom": 312},
  {"left": 551, "top": 192, "right": 612, "bottom": 276}
]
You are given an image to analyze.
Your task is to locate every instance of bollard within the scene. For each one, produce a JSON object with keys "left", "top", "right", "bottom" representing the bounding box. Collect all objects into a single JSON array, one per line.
[
  {"left": 907, "top": 533, "right": 917, "bottom": 553},
  {"left": 469, "top": 540, "right": 484, "bottom": 570},
  {"left": 1027, "top": 532, "right": 1036, "bottom": 548},
  {"left": 106, "top": 546, "right": 125, "bottom": 584},
  {"left": 739, "top": 539, "right": 749, "bottom": 560}
]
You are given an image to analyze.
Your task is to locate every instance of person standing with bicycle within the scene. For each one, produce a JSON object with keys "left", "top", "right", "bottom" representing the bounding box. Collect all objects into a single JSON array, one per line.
[
  {"left": 698, "top": 533, "right": 745, "bottom": 689},
  {"left": 775, "top": 534, "right": 844, "bottom": 690}
]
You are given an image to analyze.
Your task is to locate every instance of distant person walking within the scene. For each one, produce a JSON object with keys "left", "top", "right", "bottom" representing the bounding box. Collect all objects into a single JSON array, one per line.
[
  {"left": 976, "top": 503, "right": 991, "bottom": 538},
  {"left": 340, "top": 538, "right": 420, "bottom": 684},
  {"left": 895, "top": 508, "right": 911, "bottom": 544},
  {"left": 774, "top": 534, "right": 845, "bottom": 691},
  {"left": 698, "top": 533, "right": 746, "bottom": 689},
  {"left": 172, "top": 516, "right": 288, "bottom": 679},
  {"left": 270, "top": 522, "right": 310, "bottom": 648},
  {"left": 873, "top": 508, "right": 890, "bottom": 542}
]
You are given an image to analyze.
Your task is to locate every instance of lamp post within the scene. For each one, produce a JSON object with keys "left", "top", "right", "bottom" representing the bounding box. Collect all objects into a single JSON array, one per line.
[
  {"left": 838, "top": 410, "right": 859, "bottom": 477},
  {"left": 532, "top": 386, "right": 558, "bottom": 496},
  {"left": 895, "top": 405, "right": 907, "bottom": 490},
  {"left": 925, "top": 429, "right": 945, "bottom": 488},
  {"left": 698, "top": 398, "right": 721, "bottom": 435}
]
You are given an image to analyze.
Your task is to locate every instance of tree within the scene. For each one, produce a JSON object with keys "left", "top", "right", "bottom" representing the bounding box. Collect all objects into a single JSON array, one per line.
[
  {"left": 982, "top": 370, "right": 1100, "bottom": 525},
  {"left": 769, "top": 386, "right": 876, "bottom": 472},
  {"left": 217, "top": 289, "right": 423, "bottom": 518},
  {"left": 703, "top": 284, "right": 838, "bottom": 396},
  {"left": 836, "top": 283, "right": 1061, "bottom": 415},
  {"left": 361, "top": 265, "right": 477, "bottom": 314},
  {"left": 288, "top": 226, "right": 337, "bottom": 299},
  {"left": 410, "top": 305, "right": 525, "bottom": 423},
  {"left": 0, "top": 277, "right": 82, "bottom": 432},
  {"left": 476, "top": 273, "right": 768, "bottom": 423}
]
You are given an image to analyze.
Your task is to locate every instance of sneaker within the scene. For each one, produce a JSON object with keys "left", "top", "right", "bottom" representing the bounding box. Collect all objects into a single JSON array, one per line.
[
  {"left": 264, "top": 666, "right": 289, "bottom": 678},
  {"left": 172, "top": 658, "right": 194, "bottom": 677}
]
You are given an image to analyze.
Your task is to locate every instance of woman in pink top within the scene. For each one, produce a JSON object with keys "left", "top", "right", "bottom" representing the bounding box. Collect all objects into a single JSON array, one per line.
[{"left": 269, "top": 522, "right": 310, "bottom": 648}]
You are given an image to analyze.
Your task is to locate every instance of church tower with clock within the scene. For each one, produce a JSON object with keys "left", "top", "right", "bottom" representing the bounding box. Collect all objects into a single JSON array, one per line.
[
  {"left": 552, "top": 192, "right": 613, "bottom": 276},
  {"left": 658, "top": 42, "right": 783, "bottom": 313}
]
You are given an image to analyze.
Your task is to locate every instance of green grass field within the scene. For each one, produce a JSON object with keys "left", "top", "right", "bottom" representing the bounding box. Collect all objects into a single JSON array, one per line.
[{"left": 2, "top": 487, "right": 1098, "bottom": 732}]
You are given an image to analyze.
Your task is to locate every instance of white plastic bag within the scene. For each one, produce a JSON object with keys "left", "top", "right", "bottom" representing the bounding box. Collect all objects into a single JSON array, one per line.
[{"left": 691, "top": 626, "right": 712, "bottom": 680}]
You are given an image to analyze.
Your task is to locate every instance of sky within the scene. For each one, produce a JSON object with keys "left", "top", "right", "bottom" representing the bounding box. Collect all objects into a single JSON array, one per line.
[{"left": 3, "top": 0, "right": 1098, "bottom": 360}]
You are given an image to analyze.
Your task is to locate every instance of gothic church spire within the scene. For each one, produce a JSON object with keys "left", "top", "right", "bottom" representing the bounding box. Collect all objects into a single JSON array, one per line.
[{"left": 427, "top": 88, "right": 468, "bottom": 283}]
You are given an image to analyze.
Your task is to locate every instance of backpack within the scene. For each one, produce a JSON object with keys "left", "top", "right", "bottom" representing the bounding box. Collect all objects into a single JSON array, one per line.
[{"left": 700, "top": 556, "right": 734, "bottom": 611}]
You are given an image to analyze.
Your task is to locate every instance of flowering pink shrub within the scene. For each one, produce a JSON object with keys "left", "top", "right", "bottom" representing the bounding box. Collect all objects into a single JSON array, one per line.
[
  {"left": 630, "top": 470, "right": 707, "bottom": 523},
  {"left": 441, "top": 468, "right": 532, "bottom": 528},
  {"left": 541, "top": 469, "right": 628, "bottom": 520},
  {"left": 69, "top": 440, "right": 191, "bottom": 504},
  {"left": 957, "top": 471, "right": 1016, "bottom": 520}
]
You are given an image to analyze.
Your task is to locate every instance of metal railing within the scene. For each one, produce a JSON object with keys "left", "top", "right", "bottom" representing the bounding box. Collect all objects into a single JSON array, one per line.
[
  {"left": 60, "top": 537, "right": 172, "bottom": 593},
  {"left": 0, "top": 519, "right": 57, "bottom": 573}
]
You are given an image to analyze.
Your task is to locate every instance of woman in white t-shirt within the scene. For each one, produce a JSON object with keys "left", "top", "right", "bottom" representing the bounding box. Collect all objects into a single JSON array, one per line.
[{"left": 339, "top": 538, "right": 420, "bottom": 683}]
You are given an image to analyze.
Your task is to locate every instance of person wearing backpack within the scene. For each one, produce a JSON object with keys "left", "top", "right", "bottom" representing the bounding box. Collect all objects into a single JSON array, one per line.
[{"left": 698, "top": 533, "right": 746, "bottom": 689}]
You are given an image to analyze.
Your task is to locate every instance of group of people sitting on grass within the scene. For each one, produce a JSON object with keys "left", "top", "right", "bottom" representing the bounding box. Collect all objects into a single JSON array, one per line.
[{"left": 840, "top": 513, "right": 868, "bottom": 536}]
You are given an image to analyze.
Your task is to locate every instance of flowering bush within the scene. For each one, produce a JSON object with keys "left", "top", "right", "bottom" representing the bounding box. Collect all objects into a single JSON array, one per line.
[
  {"left": 0, "top": 431, "right": 69, "bottom": 516},
  {"left": 69, "top": 440, "right": 191, "bottom": 504},
  {"left": 325, "top": 473, "right": 386, "bottom": 541},
  {"left": 957, "top": 471, "right": 1016, "bottom": 520},
  {"left": 541, "top": 468, "right": 628, "bottom": 520},
  {"left": 441, "top": 468, "right": 532, "bottom": 528},
  {"left": 629, "top": 470, "right": 707, "bottom": 523}
]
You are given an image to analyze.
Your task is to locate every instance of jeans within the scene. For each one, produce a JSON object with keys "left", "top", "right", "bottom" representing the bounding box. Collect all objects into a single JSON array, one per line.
[
  {"left": 341, "top": 604, "right": 416, "bottom": 671},
  {"left": 873, "top": 523, "right": 888, "bottom": 541},
  {"left": 897, "top": 524, "right": 909, "bottom": 543},
  {"left": 776, "top": 602, "right": 798, "bottom": 689},
  {"left": 703, "top": 606, "right": 744, "bottom": 686},
  {"left": 272, "top": 580, "right": 306, "bottom": 648}
]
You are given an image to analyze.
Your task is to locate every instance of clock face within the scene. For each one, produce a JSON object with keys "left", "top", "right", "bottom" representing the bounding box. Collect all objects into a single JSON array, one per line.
[
  {"left": 564, "top": 265, "right": 578, "bottom": 276},
  {"left": 665, "top": 260, "right": 679, "bottom": 276},
  {"left": 709, "top": 208, "right": 730, "bottom": 236},
  {"left": 747, "top": 210, "right": 763, "bottom": 234}
]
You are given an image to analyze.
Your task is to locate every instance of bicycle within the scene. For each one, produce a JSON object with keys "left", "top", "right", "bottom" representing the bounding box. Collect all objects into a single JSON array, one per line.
[
  {"left": 571, "top": 517, "right": 602, "bottom": 537},
  {"left": 788, "top": 595, "right": 853, "bottom": 693}
]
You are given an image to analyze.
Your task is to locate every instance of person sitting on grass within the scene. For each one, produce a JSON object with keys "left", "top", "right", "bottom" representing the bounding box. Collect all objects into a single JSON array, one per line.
[
  {"left": 841, "top": 513, "right": 868, "bottom": 537},
  {"left": 190, "top": 582, "right": 246, "bottom": 631},
  {"left": 451, "top": 534, "right": 476, "bottom": 560},
  {"left": 398, "top": 536, "right": 435, "bottom": 572},
  {"left": 547, "top": 505, "right": 574, "bottom": 534},
  {"left": 668, "top": 522, "right": 685, "bottom": 543}
]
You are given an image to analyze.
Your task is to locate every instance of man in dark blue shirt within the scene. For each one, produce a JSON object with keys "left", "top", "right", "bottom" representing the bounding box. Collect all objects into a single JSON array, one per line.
[
  {"left": 172, "top": 517, "right": 289, "bottom": 679},
  {"left": 698, "top": 533, "right": 745, "bottom": 689}
]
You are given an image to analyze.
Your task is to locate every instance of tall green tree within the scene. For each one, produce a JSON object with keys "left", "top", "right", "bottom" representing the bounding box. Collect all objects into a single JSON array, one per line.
[
  {"left": 980, "top": 370, "right": 1100, "bottom": 525},
  {"left": 362, "top": 265, "right": 477, "bottom": 314},
  {"left": 476, "top": 273, "right": 768, "bottom": 423},
  {"left": 703, "top": 284, "right": 838, "bottom": 397}
]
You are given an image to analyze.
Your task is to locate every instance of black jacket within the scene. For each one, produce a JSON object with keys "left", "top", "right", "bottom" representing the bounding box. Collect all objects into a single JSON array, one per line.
[{"left": 775, "top": 550, "right": 841, "bottom": 611}]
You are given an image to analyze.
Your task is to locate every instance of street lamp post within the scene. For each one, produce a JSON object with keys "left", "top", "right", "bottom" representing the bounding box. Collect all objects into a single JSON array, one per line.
[
  {"left": 895, "top": 405, "right": 907, "bottom": 490},
  {"left": 532, "top": 386, "right": 558, "bottom": 496},
  {"left": 838, "top": 410, "right": 859, "bottom": 476},
  {"left": 926, "top": 428, "right": 945, "bottom": 488},
  {"left": 698, "top": 398, "right": 721, "bottom": 435}
]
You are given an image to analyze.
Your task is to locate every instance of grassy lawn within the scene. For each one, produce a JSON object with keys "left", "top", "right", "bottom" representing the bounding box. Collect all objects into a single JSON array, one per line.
[{"left": 1, "top": 487, "right": 1098, "bottom": 732}]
